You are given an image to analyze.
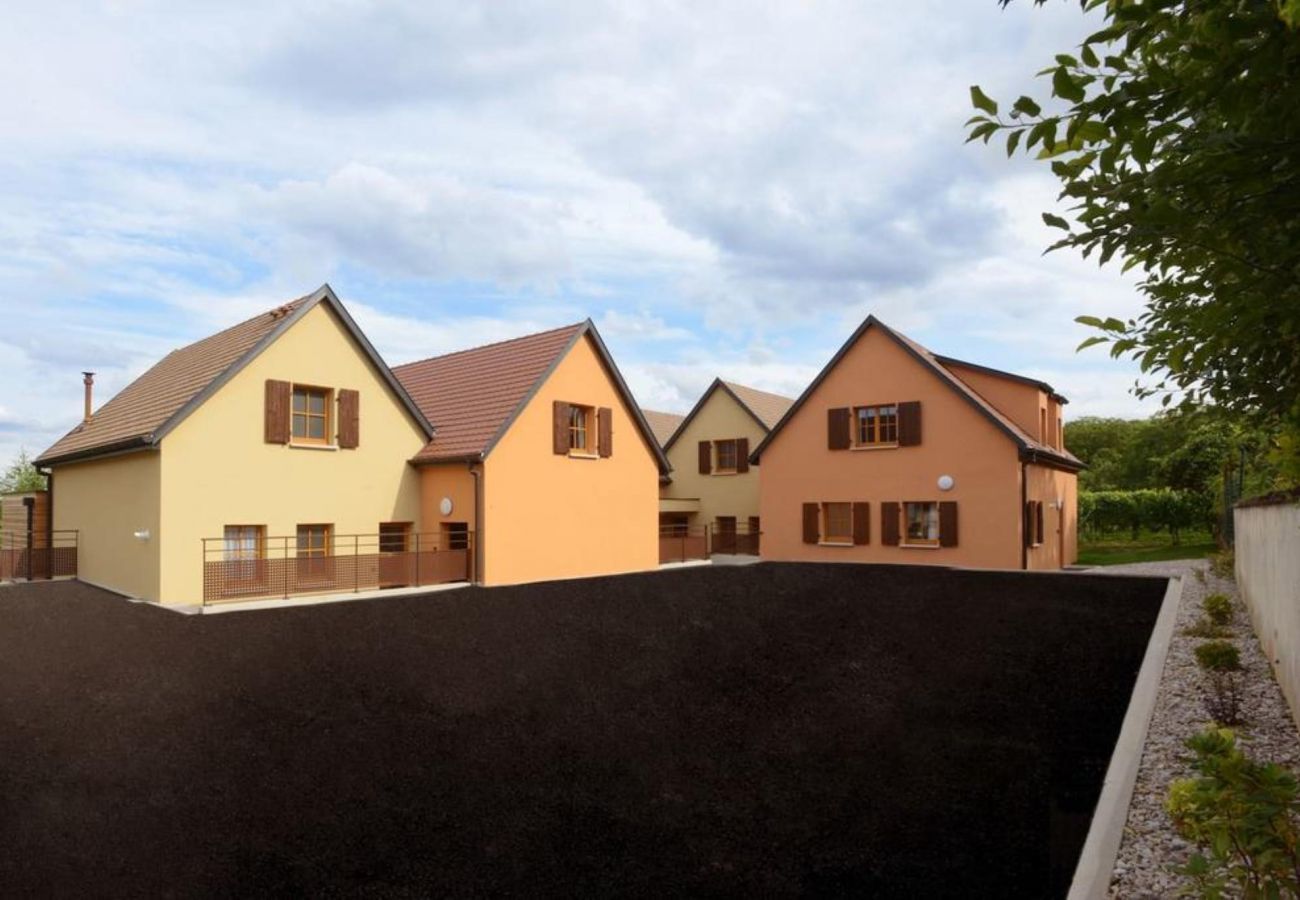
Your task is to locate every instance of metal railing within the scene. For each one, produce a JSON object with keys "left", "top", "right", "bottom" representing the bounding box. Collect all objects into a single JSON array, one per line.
[
  {"left": 0, "top": 530, "right": 78, "bottom": 581},
  {"left": 712, "top": 521, "right": 761, "bottom": 556},
  {"left": 658, "top": 521, "right": 762, "bottom": 563},
  {"left": 201, "top": 531, "right": 473, "bottom": 605}
]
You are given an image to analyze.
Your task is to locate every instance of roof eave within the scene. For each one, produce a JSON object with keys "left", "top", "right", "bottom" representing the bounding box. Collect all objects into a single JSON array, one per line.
[{"left": 35, "top": 435, "right": 157, "bottom": 469}]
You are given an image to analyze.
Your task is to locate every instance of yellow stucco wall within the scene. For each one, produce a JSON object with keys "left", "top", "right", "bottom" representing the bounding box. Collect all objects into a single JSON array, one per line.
[
  {"left": 660, "top": 386, "right": 766, "bottom": 528},
  {"left": 157, "top": 303, "right": 429, "bottom": 605},
  {"left": 481, "top": 333, "right": 659, "bottom": 585},
  {"left": 759, "top": 326, "right": 1025, "bottom": 570},
  {"left": 51, "top": 451, "right": 161, "bottom": 600}
]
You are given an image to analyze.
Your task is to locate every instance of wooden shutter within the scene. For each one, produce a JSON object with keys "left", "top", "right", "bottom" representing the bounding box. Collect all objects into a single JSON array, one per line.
[
  {"left": 736, "top": 437, "right": 749, "bottom": 473},
  {"left": 852, "top": 502, "right": 870, "bottom": 545},
  {"left": 698, "top": 441, "right": 712, "bottom": 474},
  {"left": 1024, "top": 501, "right": 1035, "bottom": 547},
  {"left": 939, "top": 501, "right": 958, "bottom": 547},
  {"left": 1035, "top": 501, "right": 1045, "bottom": 545},
  {"left": 898, "top": 401, "right": 922, "bottom": 446},
  {"left": 553, "top": 401, "right": 570, "bottom": 454},
  {"left": 828, "top": 408, "right": 850, "bottom": 450},
  {"left": 802, "top": 503, "right": 820, "bottom": 544},
  {"left": 597, "top": 407, "right": 613, "bottom": 458},
  {"left": 337, "top": 389, "right": 360, "bottom": 449},
  {"left": 881, "top": 502, "right": 900, "bottom": 546},
  {"left": 264, "top": 379, "right": 290, "bottom": 444}
]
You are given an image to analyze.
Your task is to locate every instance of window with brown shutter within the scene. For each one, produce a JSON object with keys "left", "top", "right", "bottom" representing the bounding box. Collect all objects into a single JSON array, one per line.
[
  {"left": 553, "top": 401, "right": 570, "bottom": 454},
  {"left": 1035, "top": 500, "right": 1045, "bottom": 545},
  {"left": 903, "top": 502, "right": 940, "bottom": 546},
  {"left": 291, "top": 385, "right": 332, "bottom": 445},
  {"left": 853, "top": 405, "right": 898, "bottom": 446},
  {"left": 822, "top": 502, "right": 853, "bottom": 543},
  {"left": 898, "top": 401, "right": 922, "bottom": 446},
  {"left": 736, "top": 437, "right": 749, "bottom": 473},
  {"left": 714, "top": 439, "right": 739, "bottom": 473},
  {"left": 597, "top": 407, "right": 612, "bottom": 458},
  {"left": 881, "top": 502, "right": 900, "bottom": 546},
  {"left": 802, "top": 503, "right": 819, "bottom": 544},
  {"left": 264, "top": 379, "right": 290, "bottom": 444},
  {"left": 337, "top": 389, "right": 360, "bottom": 449},
  {"left": 852, "top": 502, "right": 870, "bottom": 545},
  {"left": 827, "top": 407, "right": 850, "bottom": 450},
  {"left": 1025, "top": 501, "right": 1036, "bottom": 548},
  {"left": 698, "top": 441, "right": 712, "bottom": 474},
  {"left": 939, "top": 501, "right": 958, "bottom": 547}
]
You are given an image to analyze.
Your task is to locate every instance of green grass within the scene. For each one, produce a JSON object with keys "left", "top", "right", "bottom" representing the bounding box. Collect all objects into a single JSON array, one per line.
[{"left": 1078, "top": 533, "right": 1217, "bottom": 566}]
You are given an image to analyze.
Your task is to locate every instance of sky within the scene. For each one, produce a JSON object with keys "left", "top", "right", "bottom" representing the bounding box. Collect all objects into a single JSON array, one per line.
[{"left": 0, "top": 0, "right": 1159, "bottom": 466}]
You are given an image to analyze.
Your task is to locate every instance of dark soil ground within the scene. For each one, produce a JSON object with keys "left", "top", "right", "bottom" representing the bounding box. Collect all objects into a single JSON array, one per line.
[{"left": 0, "top": 563, "right": 1166, "bottom": 898}]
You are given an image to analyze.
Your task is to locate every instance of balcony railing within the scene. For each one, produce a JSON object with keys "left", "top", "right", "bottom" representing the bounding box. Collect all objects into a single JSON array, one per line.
[
  {"left": 201, "top": 531, "right": 473, "bottom": 606},
  {"left": 0, "top": 530, "right": 78, "bottom": 581},
  {"left": 658, "top": 522, "right": 761, "bottom": 564}
]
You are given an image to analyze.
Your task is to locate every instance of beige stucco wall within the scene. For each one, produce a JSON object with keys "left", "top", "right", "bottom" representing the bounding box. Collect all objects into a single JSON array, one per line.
[
  {"left": 157, "top": 303, "right": 428, "bottom": 605},
  {"left": 660, "top": 386, "right": 767, "bottom": 528},
  {"left": 758, "top": 326, "right": 1024, "bottom": 569},
  {"left": 51, "top": 451, "right": 162, "bottom": 600},
  {"left": 1025, "top": 462, "right": 1079, "bottom": 569},
  {"left": 1234, "top": 501, "right": 1300, "bottom": 732},
  {"left": 481, "top": 333, "right": 659, "bottom": 585}
]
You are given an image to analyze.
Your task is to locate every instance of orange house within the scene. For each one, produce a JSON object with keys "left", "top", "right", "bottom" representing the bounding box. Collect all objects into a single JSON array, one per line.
[{"left": 751, "top": 315, "right": 1083, "bottom": 570}]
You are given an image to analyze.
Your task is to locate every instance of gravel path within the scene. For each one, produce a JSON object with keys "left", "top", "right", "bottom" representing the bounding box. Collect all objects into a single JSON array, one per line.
[{"left": 1099, "top": 559, "right": 1300, "bottom": 898}]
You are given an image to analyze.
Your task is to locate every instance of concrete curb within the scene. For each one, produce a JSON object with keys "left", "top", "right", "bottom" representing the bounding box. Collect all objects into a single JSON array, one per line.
[{"left": 1067, "top": 574, "right": 1184, "bottom": 900}]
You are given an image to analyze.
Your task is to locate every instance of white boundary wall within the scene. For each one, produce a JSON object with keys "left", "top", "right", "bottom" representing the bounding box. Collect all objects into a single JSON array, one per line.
[{"left": 1234, "top": 499, "right": 1300, "bottom": 732}]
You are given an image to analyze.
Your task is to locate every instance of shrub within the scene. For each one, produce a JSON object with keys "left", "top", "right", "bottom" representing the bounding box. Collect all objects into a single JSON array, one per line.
[
  {"left": 1195, "top": 640, "right": 1242, "bottom": 672},
  {"left": 1166, "top": 728, "right": 1299, "bottom": 897},
  {"left": 1203, "top": 593, "right": 1233, "bottom": 627},
  {"left": 1183, "top": 618, "right": 1229, "bottom": 639},
  {"left": 1208, "top": 548, "right": 1235, "bottom": 580},
  {"left": 1202, "top": 672, "right": 1244, "bottom": 726}
]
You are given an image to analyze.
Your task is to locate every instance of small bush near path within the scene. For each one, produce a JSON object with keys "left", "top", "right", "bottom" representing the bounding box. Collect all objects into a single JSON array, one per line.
[
  {"left": 1166, "top": 728, "right": 1300, "bottom": 899},
  {"left": 1202, "top": 593, "right": 1233, "bottom": 627},
  {"left": 1195, "top": 641, "right": 1242, "bottom": 673}
]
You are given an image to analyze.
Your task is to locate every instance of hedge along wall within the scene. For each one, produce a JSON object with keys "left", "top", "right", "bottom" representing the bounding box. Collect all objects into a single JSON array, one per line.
[
  {"left": 1234, "top": 495, "right": 1300, "bottom": 733},
  {"left": 1078, "top": 488, "right": 1215, "bottom": 542}
]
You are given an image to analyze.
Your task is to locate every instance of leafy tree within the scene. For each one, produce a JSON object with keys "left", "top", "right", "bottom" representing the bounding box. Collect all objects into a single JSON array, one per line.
[
  {"left": 0, "top": 450, "right": 47, "bottom": 494},
  {"left": 970, "top": 1, "right": 1300, "bottom": 471}
]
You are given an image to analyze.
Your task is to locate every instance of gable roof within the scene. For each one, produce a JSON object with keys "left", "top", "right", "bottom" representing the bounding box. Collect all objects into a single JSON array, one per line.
[
  {"left": 934, "top": 354, "right": 1068, "bottom": 405},
  {"left": 36, "top": 285, "right": 433, "bottom": 468},
  {"left": 393, "top": 320, "right": 670, "bottom": 474},
  {"left": 641, "top": 409, "right": 685, "bottom": 448},
  {"left": 661, "top": 378, "right": 795, "bottom": 453},
  {"left": 748, "top": 315, "right": 1084, "bottom": 471}
]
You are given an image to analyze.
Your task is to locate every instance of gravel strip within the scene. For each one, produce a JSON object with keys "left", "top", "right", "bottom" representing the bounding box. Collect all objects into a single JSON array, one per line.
[{"left": 1096, "top": 560, "right": 1300, "bottom": 898}]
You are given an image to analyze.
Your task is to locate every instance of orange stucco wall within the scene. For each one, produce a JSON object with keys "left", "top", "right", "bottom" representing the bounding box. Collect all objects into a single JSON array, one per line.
[
  {"left": 1025, "top": 462, "right": 1079, "bottom": 569},
  {"left": 419, "top": 461, "right": 478, "bottom": 557},
  {"left": 759, "top": 326, "right": 1026, "bottom": 569},
  {"left": 478, "top": 333, "right": 659, "bottom": 585},
  {"left": 943, "top": 362, "right": 1046, "bottom": 443}
]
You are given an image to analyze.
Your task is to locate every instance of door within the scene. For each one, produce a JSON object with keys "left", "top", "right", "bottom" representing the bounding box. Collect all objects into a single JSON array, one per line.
[
  {"left": 715, "top": 516, "right": 737, "bottom": 554},
  {"left": 378, "top": 522, "right": 412, "bottom": 588}
]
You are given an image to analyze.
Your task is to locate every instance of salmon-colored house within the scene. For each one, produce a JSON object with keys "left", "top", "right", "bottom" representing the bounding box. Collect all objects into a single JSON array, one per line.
[
  {"left": 751, "top": 315, "right": 1083, "bottom": 570},
  {"left": 35, "top": 286, "right": 668, "bottom": 607}
]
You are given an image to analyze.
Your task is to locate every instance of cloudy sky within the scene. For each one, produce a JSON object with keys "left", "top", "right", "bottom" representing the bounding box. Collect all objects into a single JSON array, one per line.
[{"left": 0, "top": 0, "right": 1155, "bottom": 465}]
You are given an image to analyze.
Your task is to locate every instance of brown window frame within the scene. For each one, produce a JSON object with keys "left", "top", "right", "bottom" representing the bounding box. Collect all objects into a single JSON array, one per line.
[
  {"left": 714, "top": 439, "right": 739, "bottom": 473},
  {"left": 568, "top": 404, "right": 594, "bottom": 455},
  {"left": 296, "top": 523, "right": 332, "bottom": 558},
  {"left": 901, "top": 501, "right": 940, "bottom": 547},
  {"left": 853, "top": 403, "right": 899, "bottom": 447},
  {"left": 441, "top": 521, "right": 470, "bottom": 551},
  {"left": 821, "top": 502, "right": 854, "bottom": 545},
  {"left": 223, "top": 524, "right": 265, "bottom": 583},
  {"left": 291, "top": 384, "right": 333, "bottom": 446},
  {"left": 379, "top": 522, "right": 411, "bottom": 553}
]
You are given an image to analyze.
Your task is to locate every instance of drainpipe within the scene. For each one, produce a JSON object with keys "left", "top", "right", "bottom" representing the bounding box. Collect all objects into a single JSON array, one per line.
[
  {"left": 1019, "top": 459, "right": 1028, "bottom": 571},
  {"left": 469, "top": 460, "right": 484, "bottom": 585},
  {"left": 43, "top": 468, "right": 54, "bottom": 580}
]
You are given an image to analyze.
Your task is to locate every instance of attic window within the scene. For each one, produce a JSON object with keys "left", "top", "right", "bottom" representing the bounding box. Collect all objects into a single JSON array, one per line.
[{"left": 292, "top": 385, "right": 332, "bottom": 444}]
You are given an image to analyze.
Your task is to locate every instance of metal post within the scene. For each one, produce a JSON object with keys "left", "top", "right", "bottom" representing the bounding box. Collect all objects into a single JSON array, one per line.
[
  {"left": 354, "top": 535, "right": 360, "bottom": 592},
  {"left": 283, "top": 536, "right": 291, "bottom": 600},
  {"left": 414, "top": 532, "right": 421, "bottom": 588}
]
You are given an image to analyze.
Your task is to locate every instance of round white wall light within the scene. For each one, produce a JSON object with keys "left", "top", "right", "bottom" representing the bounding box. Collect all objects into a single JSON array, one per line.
[
  {"left": 133, "top": 529, "right": 151, "bottom": 541},
  {"left": 937, "top": 475, "right": 955, "bottom": 492},
  {"left": 439, "top": 497, "right": 454, "bottom": 516}
]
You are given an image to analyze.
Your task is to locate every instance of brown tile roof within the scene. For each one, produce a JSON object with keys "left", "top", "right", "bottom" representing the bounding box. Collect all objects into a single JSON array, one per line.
[
  {"left": 36, "top": 286, "right": 434, "bottom": 467},
  {"left": 394, "top": 323, "right": 584, "bottom": 463},
  {"left": 37, "top": 297, "right": 313, "bottom": 466},
  {"left": 641, "top": 409, "right": 685, "bottom": 447},
  {"left": 750, "top": 315, "right": 1084, "bottom": 471},
  {"left": 720, "top": 381, "right": 795, "bottom": 431}
]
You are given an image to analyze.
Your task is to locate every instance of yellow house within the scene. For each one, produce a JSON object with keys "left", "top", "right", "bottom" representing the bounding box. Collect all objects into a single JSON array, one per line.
[
  {"left": 35, "top": 286, "right": 668, "bottom": 607},
  {"left": 649, "top": 379, "right": 793, "bottom": 555}
]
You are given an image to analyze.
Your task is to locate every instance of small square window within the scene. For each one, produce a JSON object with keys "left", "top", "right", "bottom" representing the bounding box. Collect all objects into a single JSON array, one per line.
[
  {"left": 903, "top": 502, "right": 939, "bottom": 545},
  {"left": 854, "top": 404, "right": 898, "bottom": 446},
  {"left": 291, "top": 385, "right": 332, "bottom": 445},
  {"left": 822, "top": 502, "right": 853, "bottom": 543},
  {"left": 714, "top": 439, "right": 738, "bottom": 472}
]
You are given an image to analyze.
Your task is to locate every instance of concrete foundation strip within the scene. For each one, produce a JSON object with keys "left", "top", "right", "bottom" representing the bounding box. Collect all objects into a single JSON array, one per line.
[{"left": 1067, "top": 574, "right": 1184, "bottom": 899}]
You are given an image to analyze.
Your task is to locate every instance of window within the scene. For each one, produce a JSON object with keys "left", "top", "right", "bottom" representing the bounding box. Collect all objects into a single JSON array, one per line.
[
  {"left": 854, "top": 404, "right": 898, "bottom": 446},
  {"left": 715, "top": 439, "right": 738, "bottom": 472},
  {"left": 903, "top": 502, "right": 939, "bottom": 546},
  {"left": 568, "top": 404, "right": 592, "bottom": 453},
  {"left": 379, "top": 522, "right": 410, "bottom": 553},
  {"left": 822, "top": 502, "right": 853, "bottom": 544},
  {"left": 292, "top": 385, "right": 332, "bottom": 444},
  {"left": 223, "top": 525, "right": 264, "bottom": 581},
  {"left": 296, "top": 523, "right": 331, "bottom": 558},
  {"left": 1056, "top": 416, "right": 1063, "bottom": 450},
  {"left": 442, "top": 521, "right": 469, "bottom": 551},
  {"left": 1040, "top": 408, "right": 1048, "bottom": 443}
]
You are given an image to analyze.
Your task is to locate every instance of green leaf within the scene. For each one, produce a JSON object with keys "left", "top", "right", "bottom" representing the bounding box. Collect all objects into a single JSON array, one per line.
[
  {"left": 1006, "top": 129, "right": 1023, "bottom": 157},
  {"left": 1052, "top": 67, "right": 1086, "bottom": 104},
  {"left": 1042, "top": 212, "right": 1071, "bottom": 230},
  {"left": 969, "top": 85, "right": 998, "bottom": 116},
  {"left": 1080, "top": 44, "right": 1100, "bottom": 68},
  {"left": 1012, "top": 95, "right": 1042, "bottom": 118},
  {"left": 1076, "top": 335, "right": 1110, "bottom": 351},
  {"left": 1075, "top": 315, "right": 1107, "bottom": 328}
]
